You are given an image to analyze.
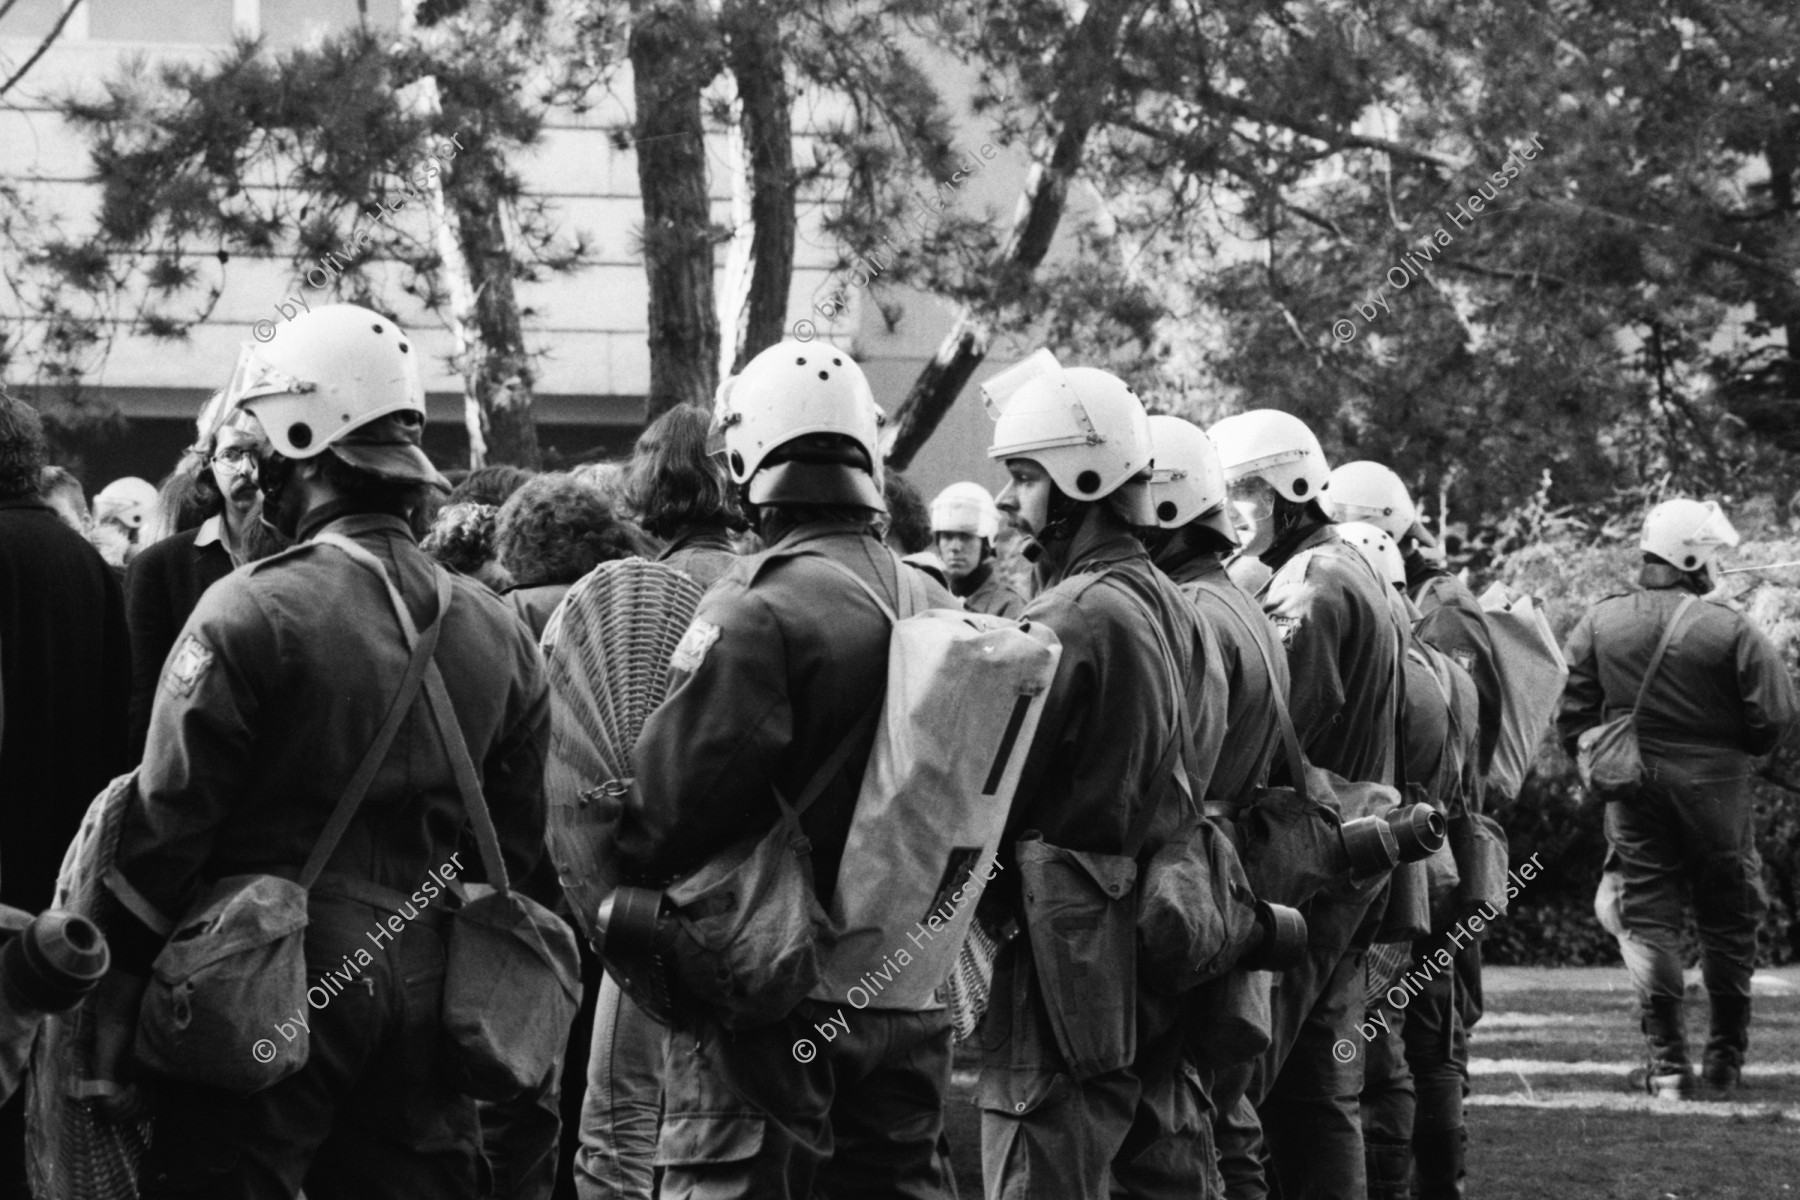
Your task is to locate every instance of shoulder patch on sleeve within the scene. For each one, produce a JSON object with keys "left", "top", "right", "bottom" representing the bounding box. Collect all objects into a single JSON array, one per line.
[
  {"left": 670, "top": 619, "right": 722, "bottom": 673},
  {"left": 1451, "top": 647, "right": 1475, "bottom": 673},
  {"left": 1269, "top": 613, "right": 1302, "bottom": 646},
  {"left": 163, "top": 633, "right": 215, "bottom": 698}
]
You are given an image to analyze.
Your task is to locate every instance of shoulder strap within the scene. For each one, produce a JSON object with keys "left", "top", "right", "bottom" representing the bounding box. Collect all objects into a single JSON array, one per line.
[
  {"left": 300, "top": 534, "right": 453, "bottom": 890},
  {"left": 1630, "top": 593, "right": 1700, "bottom": 720},
  {"left": 323, "top": 533, "right": 517, "bottom": 892},
  {"left": 768, "top": 547, "right": 917, "bottom": 818},
  {"left": 1198, "top": 581, "right": 1310, "bottom": 805},
  {"left": 1098, "top": 573, "right": 1198, "bottom": 856}
]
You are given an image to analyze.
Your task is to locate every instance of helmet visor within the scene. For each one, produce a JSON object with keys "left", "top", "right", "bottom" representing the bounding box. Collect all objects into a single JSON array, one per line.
[
  {"left": 1688, "top": 501, "right": 1740, "bottom": 549},
  {"left": 223, "top": 343, "right": 317, "bottom": 415}
]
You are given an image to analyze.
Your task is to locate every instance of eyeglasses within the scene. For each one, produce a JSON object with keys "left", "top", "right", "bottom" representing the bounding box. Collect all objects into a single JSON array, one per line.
[{"left": 211, "top": 446, "right": 258, "bottom": 473}]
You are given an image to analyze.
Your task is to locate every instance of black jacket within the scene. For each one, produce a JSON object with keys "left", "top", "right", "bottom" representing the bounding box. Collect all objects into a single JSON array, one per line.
[
  {"left": 0, "top": 499, "right": 132, "bottom": 910},
  {"left": 123, "top": 523, "right": 235, "bottom": 758}
]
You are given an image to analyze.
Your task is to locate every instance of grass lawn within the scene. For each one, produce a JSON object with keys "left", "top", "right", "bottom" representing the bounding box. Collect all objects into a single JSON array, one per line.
[{"left": 939, "top": 969, "right": 1800, "bottom": 1197}]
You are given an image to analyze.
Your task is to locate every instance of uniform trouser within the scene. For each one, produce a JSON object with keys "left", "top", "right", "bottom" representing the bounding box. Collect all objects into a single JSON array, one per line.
[
  {"left": 139, "top": 891, "right": 482, "bottom": 1200},
  {"left": 1206, "top": 1067, "right": 1266, "bottom": 1200},
  {"left": 1399, "top": 934, "right": 1467, "bottom": 1139},
  {"left": 1593, "top": 757, "right": 1766, "bottom": 1006},
  {"left": 656, "top": 1000, "right": 954, "bottom": 1200},
  {"left": 980, "top": 941, "right": 1216, "bottom": 1200},
  {"left": 575, "top": 972, "right": 667, "bottom": 1199},
  {"left": 1246, "top": 884, "right": 1386, "bottom": 1200}
]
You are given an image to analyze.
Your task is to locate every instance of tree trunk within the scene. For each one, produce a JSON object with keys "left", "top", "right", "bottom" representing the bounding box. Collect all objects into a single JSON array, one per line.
[
  {"left": 632, "top": 0, "right": 721, "bottom": 419},
  {"left": 883, "top": 0, "right": 1135, "bottom": 471},
  {"left": 723, "top": 1, "right": 794, "bottom": 374},
  {"left": 400, "top": 3, "right": 539, "bottom": 468},
  {"left": 454, "top": 186, "right": 541, "bottom": 467}
]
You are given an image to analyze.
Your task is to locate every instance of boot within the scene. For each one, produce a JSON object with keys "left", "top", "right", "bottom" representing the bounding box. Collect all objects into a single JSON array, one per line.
[
  {"left": 1411, "top": 1126, "right": 1466, "bottom": 1200},
  {"left": 1363, "top": 1135, "right": 1412, "bottom": 1200},
  {"left": 1702, "top": 992, "right": 1751, "bottom": 1094},
  {"left": 1627, "top": 995, "right": 1695, "bottom": 1100}
]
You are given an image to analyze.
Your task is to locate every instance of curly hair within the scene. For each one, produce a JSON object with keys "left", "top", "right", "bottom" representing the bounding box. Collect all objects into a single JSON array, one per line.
[
  {"left": 423, "top": 502, "right": 501, "bottom": 575},
  {"left": 882, "top": 470, "right": 933, "bottom": 555},
  {"left": 494, "top": 472, "right": 654, "bottom": 587},
  {"left": 625, "top": 404, "right": 743, "bottom": 539},
  {"left": 449, "top": 465, "right": 534, "bottom": 508},
  {"left": 0, "top": 396, "right": 49, "bottom": 501}
]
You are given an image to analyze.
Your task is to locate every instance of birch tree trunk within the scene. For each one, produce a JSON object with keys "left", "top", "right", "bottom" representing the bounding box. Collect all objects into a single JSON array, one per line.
[{"left": 632, "top": 0, "right": 722, "bottom": 419}]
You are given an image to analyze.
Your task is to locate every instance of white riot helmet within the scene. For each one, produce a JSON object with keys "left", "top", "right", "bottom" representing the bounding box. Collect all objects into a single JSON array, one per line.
[
  {"left": 1207, "top": 409, "right": 1330, "bottom": 504},
  {"left": 93, "top": 477, "right": 159, "bottom": 530},
  {"left": 1324, "top": 461, "right": 1416, "bottom": 540},
  {"left": 930, "top": 481, "right": 1000, "bottom": 540},
  {"left": 713, "top": 339, "right": 886, "bottom": 510},
  {"left": 1642, "top": 498, "right": 1739, "bottom": 574},
  {"left": 1336, "top": 520, "right": 1406, "bottom": 587},
  {"left": 1146, "top": 415, "right": 1237, "bottom": 544},
  {"left": 984, "top": 351, "right": 1152, "bottom": 510},
  {"left": 224, "top": 303, "right": 442, "bottom": 485}
]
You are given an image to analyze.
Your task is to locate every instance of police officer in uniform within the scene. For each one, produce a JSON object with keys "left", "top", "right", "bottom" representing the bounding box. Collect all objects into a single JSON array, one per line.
[
  {"left": 94, "top": 303, "right": 556, "bottom": 1198},
  {"left": 1560, "top": 498, "right": 1797, "bottom": 1099},
  {"left": 1143, "top": 415, "right": 1289, "bottom": 1199},
  {"left": 1326, "top": 462, "right": 1499, "bottom": 1194},
  {"left": 979, "top": 355, "right": 1231, "bottom": 1198},
  {"left": 1207, "top": 410, "right": 1402, "bottom": 1200},
  {"left": 1336, "top": 522, "right": 1479, "bottom": 1200},
  {"left": 616, "top": 341, "right": 958, "bottom": 1200},
  {"left": 929, "top": 481, "right": 1027, "bottom": 617}
]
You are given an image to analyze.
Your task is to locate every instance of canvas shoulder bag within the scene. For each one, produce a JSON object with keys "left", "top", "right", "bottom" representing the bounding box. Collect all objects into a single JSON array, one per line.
[
  {"left": 1576, "top": 594, "right": 1698, "bottom": 799},
  {"left": 323, "top": 535, "right": 583, "bottom": 1103},
  {"left": 127, "top": 541, "right": 449, "bottom": 1096}
]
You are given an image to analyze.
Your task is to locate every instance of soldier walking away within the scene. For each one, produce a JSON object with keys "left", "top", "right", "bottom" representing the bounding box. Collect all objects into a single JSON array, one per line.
[
  {"left": 92, "top": 303, "right": 558, "bottom": 1199},
  {"left": 1559, "top": 498, "right": 1798, "bottom": 1100},
  {"left": 1207, "top": 410, "right": 1403, "bottom": 1200},
  {"left": 929, "top": 482, "right": 1027, "bottom": 618},
  {"left": 615, "top": 340, "right": 958, "bottom": 1200},
  {"left": 978, "top": 355, "right": 1231, "bottom": 1198}
]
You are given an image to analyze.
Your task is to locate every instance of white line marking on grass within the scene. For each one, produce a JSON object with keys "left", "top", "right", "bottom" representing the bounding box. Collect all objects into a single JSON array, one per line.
[
  {"left": 1468, "top": 1090, "right": 1800, "bottom": 1123},
  {"left": 1471, "top": 1058, "right": 1800, "bottom": 1078}
]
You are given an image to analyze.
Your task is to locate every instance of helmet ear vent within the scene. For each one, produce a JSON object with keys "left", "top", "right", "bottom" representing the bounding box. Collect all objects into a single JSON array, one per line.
[
  {"left": 1292, "top": 478, "right": 1309, "bottom": 496},
  {"left": 1157, "top": 500, "right": 1178, "bottom": 523},
  {"left": 289, "top": 422, "right": 313, "bottom": 450},
  {"left": 1685, "top": 554, "right": 1698, "bottom": 568},
  {"left": 729, "top": 451, "right": 745, "bottom": 476},
  {"left": 1076, "top": 469, "right": 1101, "bottom": 494}
]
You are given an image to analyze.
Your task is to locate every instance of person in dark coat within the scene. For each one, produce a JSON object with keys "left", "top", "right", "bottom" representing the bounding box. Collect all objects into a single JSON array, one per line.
[
  {"left": 618, "top": 341, "right": 958, "bottom": 1200},
  {"left": 1561, "top": 498, "right": 1797, "bottom": 1101},
  {"left": 123, "top": 401, "right": 282, "bottom": 757},
  {"left": 929, "top": 482, "right": 1027, "bottom": 619},
  {"left": 0, "top": 394, "right": 132, "bottom": 1192},
  {"left": 1209, "top": 409, "right": 1402, "bottom": 1200}
]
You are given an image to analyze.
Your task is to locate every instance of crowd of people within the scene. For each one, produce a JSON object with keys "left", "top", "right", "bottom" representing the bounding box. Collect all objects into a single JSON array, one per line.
[{"left": 0, "top": 300, "right": 1790, "bottom": 1200}]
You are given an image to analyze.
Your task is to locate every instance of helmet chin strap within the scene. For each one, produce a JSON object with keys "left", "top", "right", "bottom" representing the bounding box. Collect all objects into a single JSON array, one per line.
[{"left": 1022, "top": 489, "right": 1084, "bottom": 565}]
